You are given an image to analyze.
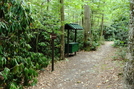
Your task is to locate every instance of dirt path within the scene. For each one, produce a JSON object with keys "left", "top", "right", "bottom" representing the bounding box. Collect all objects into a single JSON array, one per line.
[{"left": 26, "top": 41, "right": 124, "bottom": 89}]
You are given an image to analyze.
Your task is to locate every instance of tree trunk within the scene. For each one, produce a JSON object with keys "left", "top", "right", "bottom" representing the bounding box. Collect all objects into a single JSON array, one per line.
[
  {"left": 83, "top": 5, "right": 91, "bottom": 48},
  {"left": 100, "top": 14, "right": 104, "bottom": 37},
  {"left": 91, "top": 11, "right": 94, "bottom": 28},
  {"left": 47, "top": 0, "right": 50, "bottom": 11},
  {"left": 60, "top": 0, "right": 65, "bottom": 60},
  {"left": 124, "top": 0, "right": 134, "bottom": 88},
  {"left": 0, "top": 0, "right": 4, "bottom": 18}
]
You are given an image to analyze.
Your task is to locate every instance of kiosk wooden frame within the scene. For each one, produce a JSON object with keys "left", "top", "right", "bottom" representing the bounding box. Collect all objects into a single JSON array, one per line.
[{"left": 65, "top": 23, "right": 83, "bottom": 56}]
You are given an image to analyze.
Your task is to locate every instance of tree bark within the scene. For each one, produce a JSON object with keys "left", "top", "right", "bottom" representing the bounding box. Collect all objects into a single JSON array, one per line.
[
  {"left": 124, "top": 0, "right": 134, "bottom": 88},
  {"left": 0, "top": 0, "right": 4, "bottom": 18},
  {"left": 83, "top": 5, "right": 91, "bottom": 48},
  {"left": 47, "top": 0, "right": 50, "bottom": 11},
  {"left": 100, "top": 14, "right": 104, "bottom": 37},
  {"left": 60, "top": 0, "right": 65, "bottom": 60}
]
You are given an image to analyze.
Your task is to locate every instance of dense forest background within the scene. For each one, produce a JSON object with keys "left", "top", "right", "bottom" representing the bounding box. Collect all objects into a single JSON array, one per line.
[{"left": 0, "top": 0, "right": 130, "bottom": 88}]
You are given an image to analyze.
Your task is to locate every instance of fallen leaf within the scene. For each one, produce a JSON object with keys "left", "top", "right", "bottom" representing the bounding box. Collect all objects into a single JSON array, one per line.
[
  {"left": 96, "top": 85, "right": 100, "bottom": 87},
  {"left": 77, "top": 81, "right": 81, "bottom": 83}
]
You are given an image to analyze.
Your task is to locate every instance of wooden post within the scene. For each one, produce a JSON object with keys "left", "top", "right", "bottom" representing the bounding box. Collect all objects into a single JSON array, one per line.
[
  {"left": 52, "top": 38, "right": 54, "bottom": 71},
  {"left": 67, "top": 29, "right": 69, "bottom": 57},
  {"left": 50, "top": 33, "right": 57, "bottom": 71},
  {"left": 75, "top": 29, "right": 77, "bottom": 42},
  {"left": 74, "top": 29, "right": 77, "bottom": 55}
]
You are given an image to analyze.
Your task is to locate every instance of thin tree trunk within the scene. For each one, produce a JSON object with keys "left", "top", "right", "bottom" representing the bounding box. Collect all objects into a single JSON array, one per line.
[
  {"left": 47, "top": 0, "right": 50, "bottom": 11},
  {"left": 36, "top": 30, "right": 39, "bottom": 52},
  {"left": 0, "top": 0, "right": 4, "bottom": 18},
  {"left": 60, "top": 0, "right": 65, "bottom": 60},
  {"left": 91, "top": 11, "right": 94, "bottom": 28},
  {"left": 100, "top": 14, "right": 104, "bottom": 38},
  {"left": 124, "top": 0, "right": 134, "bottom": 88},
  {"left": 82, "top": 0, "right": 84, "bottom": 27}
]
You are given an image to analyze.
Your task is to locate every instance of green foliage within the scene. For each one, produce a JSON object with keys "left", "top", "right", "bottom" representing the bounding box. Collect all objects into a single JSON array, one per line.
[
  {"left": 103, "top": 26, "right": 115, "bottom": 41},
  {"left": 0, "top": 0, "right": 130, "bottom": 88},
  {"left": 113, "top": 47, "right": 127, "bottom": 61},
  {"left": 112, "top": 21, "right": 128, "bottom": 46},
  {"left": 76, "top": 30, "right": 84, "bottom": 50},
  {"left": 0, "top": 0, "right": 50, "bottom": 88},
  {"left": 90, "top": 41, "right": 100, "bottom": 50},
  {"left": 27, "top": 0, "right": 61, "bottom": 58},
  {"left": 68, "top": 29, "right": 100, "bottom": 51},
  {"left": 103, "top": 13, "right": 129, "bottom": 47},
  {"left": 0, "top": 0, "right": 32, "bottom": 33},
  {"left": 90, "top": 29, "right": 101, "bottom": 50},
  {"left": 113, "top": 40, "right": 127, "bottom": 47},
  {"left": 103, "top": 0, "right": 129, "bottom": 47}
]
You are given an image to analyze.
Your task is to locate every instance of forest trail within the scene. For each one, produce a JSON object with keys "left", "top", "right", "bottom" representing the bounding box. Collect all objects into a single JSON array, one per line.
[{"left": 26, "top": 41, "right": 123, "bottom": 89}]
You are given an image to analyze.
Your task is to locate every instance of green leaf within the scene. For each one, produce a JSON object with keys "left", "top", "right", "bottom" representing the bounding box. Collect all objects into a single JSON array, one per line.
[
  {"left": 9, "top": 82, "right": 20, "bottom": 89},
  {"left": 2, "top": 67, "right": 10, "bottom": 80},
  {"left": 12, "top": 65, "right": 19, "bottom": 74}
]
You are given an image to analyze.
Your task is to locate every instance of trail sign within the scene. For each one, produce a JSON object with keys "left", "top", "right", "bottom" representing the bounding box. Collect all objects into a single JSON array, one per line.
[
  {"left": 50, "top": 33, "right": 57, "bottom": 39},
  {"left": 50, "top": 33, "right": 57, "bottom": 71}
]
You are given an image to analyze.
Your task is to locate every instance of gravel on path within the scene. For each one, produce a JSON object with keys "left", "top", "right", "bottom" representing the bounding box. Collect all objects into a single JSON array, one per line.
[{"left": 25, "top": 41, "right": 124, "bottom": 89}]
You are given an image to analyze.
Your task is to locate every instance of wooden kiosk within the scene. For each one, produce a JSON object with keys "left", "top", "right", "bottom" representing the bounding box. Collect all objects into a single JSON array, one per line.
[{"left": 65, "top": 23, "right": 83, "bottom": 56}]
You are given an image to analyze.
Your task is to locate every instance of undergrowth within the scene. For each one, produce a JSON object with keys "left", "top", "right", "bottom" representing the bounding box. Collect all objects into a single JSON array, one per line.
[{"left": 112, "top": 47, "right": 127, "bottom": 62}]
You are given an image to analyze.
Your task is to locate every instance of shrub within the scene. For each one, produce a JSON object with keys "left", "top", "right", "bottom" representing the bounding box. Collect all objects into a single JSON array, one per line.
[{"left": 0, "top": 1, "right": 50, "bottom": 88}]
